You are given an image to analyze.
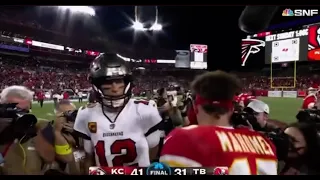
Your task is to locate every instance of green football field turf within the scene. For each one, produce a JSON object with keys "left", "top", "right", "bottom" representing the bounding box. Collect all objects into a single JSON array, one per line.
[
  {"left": 32, "top": 97, "right": 303, "bottom": 124},
  {"left": 258, "top": 97, "right": 303, "bottom": 124},
  {"left": 32, "top": 101, "right": 87, "bottom": 122}
]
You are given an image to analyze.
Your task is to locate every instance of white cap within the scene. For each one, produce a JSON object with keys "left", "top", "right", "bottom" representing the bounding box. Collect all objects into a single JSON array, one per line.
[{"left": 247, "top": 99, "right": 270, "bottom": 114}]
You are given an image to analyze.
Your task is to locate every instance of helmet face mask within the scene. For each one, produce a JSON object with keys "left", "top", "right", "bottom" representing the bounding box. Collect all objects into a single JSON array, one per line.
[
  {"left": 89, "top": 53, "right": 133, "bottom": 110},
  {"left": 92, "top": 75, "right": 132, "bottom": 109}
]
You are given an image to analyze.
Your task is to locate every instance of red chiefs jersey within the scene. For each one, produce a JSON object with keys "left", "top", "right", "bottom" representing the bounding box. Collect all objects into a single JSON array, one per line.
[
  {"left": 160, "top": 125, "right": 278, "bottom": 175},
  {"left": 302, "top": 94, "right": 317, "bottom": 109},
  {"left": 237, "top": 93, "right": 256, "bottom": 107}
]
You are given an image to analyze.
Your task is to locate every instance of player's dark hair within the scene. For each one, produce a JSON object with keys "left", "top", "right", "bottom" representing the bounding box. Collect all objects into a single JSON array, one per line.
[{"left": 191, "top": 70, "right": 242, "bottom": 115}]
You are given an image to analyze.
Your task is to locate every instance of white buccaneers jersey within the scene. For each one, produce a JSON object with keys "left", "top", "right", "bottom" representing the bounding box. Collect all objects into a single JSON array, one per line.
[
  {"left": 135, "top": 97, "right": 157, "bottom": 108},
  {"left": 74, "top": 99, "right": 162, "bottom": 167}
]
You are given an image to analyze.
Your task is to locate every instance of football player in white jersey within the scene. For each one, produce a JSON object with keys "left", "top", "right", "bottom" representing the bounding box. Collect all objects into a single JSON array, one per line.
[{"left": 73, "top": 53, "right": 163, "bottom": 171}]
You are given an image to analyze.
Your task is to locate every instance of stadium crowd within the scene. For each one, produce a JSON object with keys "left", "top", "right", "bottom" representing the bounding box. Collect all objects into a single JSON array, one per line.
[{"left": 0, "top": 54, "right": 318, "bottom": 95}]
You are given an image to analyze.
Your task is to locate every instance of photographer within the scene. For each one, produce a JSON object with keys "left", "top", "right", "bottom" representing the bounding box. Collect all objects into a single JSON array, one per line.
[
  {"left": 155, "top": 87, "right": 184, "bottom": 161},
  {"left": 53, "top": 100, "right": 86, "bottom": 175},
  {"left": 280, "top": 122, "right": 320, "bottom": 175},
  {"left": 156, "top": 88, "right": 183, "bottom": 135},
  {"left": 233, "top": 99, "right": 287, "bottom": 132},
  {"left": 0, "top": 85, "right": 55, "bottom": 175},
  {"left": 246, "top": 99, "right": 279, "bottom": 131}
]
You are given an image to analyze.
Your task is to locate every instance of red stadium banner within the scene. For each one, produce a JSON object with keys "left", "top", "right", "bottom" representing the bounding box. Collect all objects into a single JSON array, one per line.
[
  {"left": 254, "top": 89, "right": 268, "bottom": 96},
  {"left": 85, "top": 50, "right": 100, "bottom": 56},
  {"left": 297, "top": 90, "right": 307, "bottom": 97}
]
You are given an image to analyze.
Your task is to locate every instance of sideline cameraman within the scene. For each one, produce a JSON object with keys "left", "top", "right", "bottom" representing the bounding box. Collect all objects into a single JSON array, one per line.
[
  {"left": 52, "top": 100, "right": 86, "bottom": 175},
  {"left": 0, "top": 85, "right": 55, "bottom": 175},
  {"left": 246, "top": 99, "right": 281, "bottom": 132},
  {"left": 156, "top": 88, "right": 183, "bottom": 135}
]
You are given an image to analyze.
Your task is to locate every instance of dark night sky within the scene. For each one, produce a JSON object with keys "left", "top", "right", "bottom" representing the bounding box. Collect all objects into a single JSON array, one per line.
[
  {"left": 93, "top": 6, "right": 320, "bottom": 71},
  {"left": 4, "top": 5, "right": 319, "bottom": 71}
]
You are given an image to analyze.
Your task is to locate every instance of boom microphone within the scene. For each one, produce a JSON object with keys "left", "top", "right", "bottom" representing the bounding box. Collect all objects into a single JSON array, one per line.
[{"left": 239, "top": 6, "right": 279, "bottom": 34}]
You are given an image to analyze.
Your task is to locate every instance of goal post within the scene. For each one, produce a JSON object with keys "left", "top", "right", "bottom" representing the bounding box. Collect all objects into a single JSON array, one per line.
[{"left": 270, "top": 59, "right": 297, "bottom": 89}]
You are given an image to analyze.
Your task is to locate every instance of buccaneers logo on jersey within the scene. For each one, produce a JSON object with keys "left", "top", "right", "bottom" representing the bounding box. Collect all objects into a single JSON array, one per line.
[
  {"left": 241, "top": 39, "right": 265, "bottom": 66},
  {"left": 308, "top": 25, "right": 320, "bottom": 61}
]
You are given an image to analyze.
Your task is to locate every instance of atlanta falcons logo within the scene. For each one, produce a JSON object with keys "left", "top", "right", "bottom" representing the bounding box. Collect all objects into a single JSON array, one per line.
[{"left": 241, "top": 39, "right": 265, "bottom": 66}]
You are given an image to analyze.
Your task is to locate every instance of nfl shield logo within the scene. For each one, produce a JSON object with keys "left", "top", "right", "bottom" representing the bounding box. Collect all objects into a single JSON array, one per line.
[
  {"left": 213, "top": 167, "right": 229, "bottom": 175},
  {"left": 89, "top": 167, "right": 107, "bottom": 175},
  {"left": 110, "top": 123, "right": 115, "bottom": 129}
]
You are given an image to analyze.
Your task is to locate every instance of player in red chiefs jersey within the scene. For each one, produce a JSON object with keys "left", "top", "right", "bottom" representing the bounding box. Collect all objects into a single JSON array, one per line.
[
  {"left": 160, "top": 71, "right": 278, "bottom": 175},
  {"left": 302, "top": 87, "right": 320, "bottom": 109}
]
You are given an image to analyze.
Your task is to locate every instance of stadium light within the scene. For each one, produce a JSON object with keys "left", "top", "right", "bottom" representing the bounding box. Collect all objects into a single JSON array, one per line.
[
  {"left": 150, "top": 23, "right": 162, "bottom": 31},
  {"left": 132, "top": 21, "right": 163, "bottom": 31},
  {"left": 132, "top": 21, "right": 146, "bottom": 31},
  {"left": 58, "top": 6, "right": 96, "bottom": 16}
]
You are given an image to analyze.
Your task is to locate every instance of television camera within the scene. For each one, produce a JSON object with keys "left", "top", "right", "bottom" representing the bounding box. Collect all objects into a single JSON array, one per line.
[
  {"left": 231, "top": 107, "right": 291, "bottom": 161},
  {"left": 0, "top": 103, "right": 37, "bottom": 144}
]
